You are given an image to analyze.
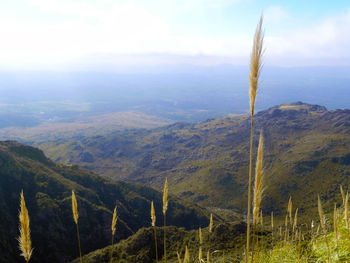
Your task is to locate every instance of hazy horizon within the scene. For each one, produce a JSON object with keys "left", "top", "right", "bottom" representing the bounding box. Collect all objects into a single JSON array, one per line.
[{"left": 1, "top": 0, "right": 350, "bottom": 70}]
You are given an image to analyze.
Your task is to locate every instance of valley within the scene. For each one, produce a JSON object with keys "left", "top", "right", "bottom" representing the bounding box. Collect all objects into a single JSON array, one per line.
[{"left": 33, "top": 102, "right": 350, "bottom": 220}]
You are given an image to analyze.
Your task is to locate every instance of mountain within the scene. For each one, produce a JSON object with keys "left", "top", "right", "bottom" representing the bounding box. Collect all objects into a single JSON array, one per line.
[
  {"left": 0, "top": 141, "right": 210, "bottom": 263},
  {"left": 0, "top": 66, "right": 350, "bottom": 130},
  {"left": 39, "top": 102, "right": 350, "bottom": 219},
  {"left": 71, "top": 222, "right": 248, "bottom": 263}
]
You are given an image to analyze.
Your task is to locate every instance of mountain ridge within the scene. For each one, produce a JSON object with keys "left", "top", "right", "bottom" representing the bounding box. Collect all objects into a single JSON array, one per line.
[
  {"left": 38, "top": 102, "right": 350, "bottom": 219},
  {"left": 0, "top": 140, "right": 210, "bottom": 262}
]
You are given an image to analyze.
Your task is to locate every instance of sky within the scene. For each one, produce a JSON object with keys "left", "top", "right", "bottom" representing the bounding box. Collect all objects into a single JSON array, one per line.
[{"left": 1, "top": 0, "right": 350, "bottom": 70}]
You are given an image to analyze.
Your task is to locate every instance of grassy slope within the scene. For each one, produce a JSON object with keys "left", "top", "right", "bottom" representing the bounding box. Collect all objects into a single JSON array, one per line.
[
  {"left": 39, "top": 102, "right": 350, "bottom": 219},
  {"left": 72, "top": 222, "right": 248, "bottom": 263},
  {"left": 0, "top": 111, "right": 171, "bottom": 144},
  {"left": 0, "top": 141, "right": 210, "bottom": 263}
]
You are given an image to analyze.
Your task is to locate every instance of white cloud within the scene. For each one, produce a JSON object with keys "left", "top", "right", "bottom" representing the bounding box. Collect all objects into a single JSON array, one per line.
[
  {"left": 0, "top": 1, "right": 350, "bottom": 68},
  {"left": 264, "top": 5, "right": 289, "bottom": 23},
  {"left": 265, "top": 9, "right": 350, "bottom": 65}
]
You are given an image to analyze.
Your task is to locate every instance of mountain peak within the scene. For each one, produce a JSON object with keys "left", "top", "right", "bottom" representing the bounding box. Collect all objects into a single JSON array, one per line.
[{"left": 277, "top": 102, "right": 327, "bottom": 112}]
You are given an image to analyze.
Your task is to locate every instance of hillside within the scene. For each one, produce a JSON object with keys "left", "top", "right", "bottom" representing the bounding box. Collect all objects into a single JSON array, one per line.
[
  {"left": 39, "top": 102, "right": 350, "bottom": 219},
  {"left": 0, "top": 141, "right": 210, "bottom": 262},
  {"left": 0, "top": 111, "right": 171, "bottom": 144},
  {"left": 72, "top": 222, "right": 248, "bottom": 263}
]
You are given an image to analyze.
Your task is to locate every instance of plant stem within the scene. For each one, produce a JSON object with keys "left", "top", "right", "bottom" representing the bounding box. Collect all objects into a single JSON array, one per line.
[
  {"left": 110, "top": 234, "right": 115, "bottom": 263},
  {"left": 76, "top": 223, "right": 83, "bottom": 263},
  {"left": 154, "top": 226, "right": 159, "bottom": 263},
  {"left": 164, "top": 213, "right": 167, "bottom": 263},
  {"left": 246, "top": 115, "right": 254, "bottom": 263}
]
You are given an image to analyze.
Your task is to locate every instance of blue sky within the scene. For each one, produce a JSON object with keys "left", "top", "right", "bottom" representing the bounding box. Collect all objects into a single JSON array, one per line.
[{"left": 1, "top": 0, "right": 350, "bottom": 69}]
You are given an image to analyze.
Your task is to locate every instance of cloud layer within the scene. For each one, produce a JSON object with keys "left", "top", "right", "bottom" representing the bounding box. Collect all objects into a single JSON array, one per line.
[{"left": 0, "top": 1, "right": 349, "bottom": 69}]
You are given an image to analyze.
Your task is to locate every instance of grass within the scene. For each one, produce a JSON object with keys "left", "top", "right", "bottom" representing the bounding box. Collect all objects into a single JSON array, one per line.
[{"left": 7, "top": 12, "right": 350, "bottom": 263}]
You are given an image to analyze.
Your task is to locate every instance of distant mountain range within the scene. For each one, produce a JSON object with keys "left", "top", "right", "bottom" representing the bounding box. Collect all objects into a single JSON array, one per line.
[
  {"left": 0, "top": 65, "right": 349, "bottom": 130},
  {"left": 38, "top": 102, "right": 350, "bottom": 220},
  {"left": 0, "top": 141, "right": 209, "bottom": 262}
]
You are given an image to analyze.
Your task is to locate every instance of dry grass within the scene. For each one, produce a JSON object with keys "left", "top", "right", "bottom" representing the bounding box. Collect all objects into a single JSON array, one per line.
[
  {"left": 209, "top": 213, "right": 213, "bottom": 234},
  {"left": 18, "top": 191, "right": 33, "bottom": 263},
  {"left": 249, "top": 15, "right": 264, "bottom": 116},
  {"left": 163, "top": 178, "right": 168, "bottom": 263},
  {"left": 72, "top": 190, "right": 82, "bottom": 263},
  {"left": 318, "top": 195, "right": 325, "bottom": 231},
  {"left": 151, "top": 201, "right": 159, "bottom": 263},
  {"left": 288, "top": 197, "right": 293, "bottom": 225},
  {"left": 184, "top": 245, "right": 190, "bottom": 263},
  {"left": 253, "top": 132, "right": 264, "bottom": 227},
  {"left": 246, "top": 15, "right": 264, "bottom": 263},
  {"left": 110, "top": 205, "right": 118, "bottom": 262}
]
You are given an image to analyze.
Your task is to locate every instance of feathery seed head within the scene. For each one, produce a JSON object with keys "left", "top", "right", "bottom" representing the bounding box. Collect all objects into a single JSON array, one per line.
[
  {"left": 287, "top": 196, "right": 292, "bottom": 223},
  {"left": 184, "top": 245, "right": 190, "bottom": 263},
  {"left": 253, "top": 132, "right": 264, "bottom": 226},
  {"left": 249, "top": 15, "right": 264, "bottom": 116},
  {"left": 293, "top": 208, "right": 298, "bottom": 232},
  {"left": 111, "top": 205, "right": 117, "bottom": 236},
  {"left": 285, "top": 214, "right": 288, "bottom": 228},
  {"left": 71, "top": 190, "right": 79, "bottom": 225},
  {"left": 318, "top": 194, "right": 325, "bottom": 230},
  {"left": 271, "top": 211, "right": 274, "bottom": 230},
  {"left": 344, "top": 191, "right": 349, "bottom": 228},
  {"left": 162, "top": 178, "right": 168, "bottom": 215},
  {"left": 198, "top": 247, "right": 203, "bottom": 262},
  {"left": 151, "top": 201, "right": 156, "bottom": 227},
  {"left": 18, "top": 191, "right": 33, "bottom": 262},
  {"left": 199, "top": 227, "right": 203, "bottom": 245},
  {"left": 209, "top": 213, "right": 213, "bottom": 233},
  {"left": 334, "top": 203, "right": 338, "bottom": 240},
  {"left": 340, "top": 185, "right": 345, "bottom": 206},
  {"left": 177, "top": 251, "right": 182, "bottom": 263}
]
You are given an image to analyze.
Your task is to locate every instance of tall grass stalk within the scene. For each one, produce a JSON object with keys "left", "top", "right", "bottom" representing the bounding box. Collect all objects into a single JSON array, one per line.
[
  {"left": 72, "top": 190, "right": 83, "bottom": 263},
  {"left": 340, "top": 185, "right": 345, "bottom": 206},
  {"left": 183, "top": 245, "right": 190, "bottom": 263},
  {"left": 199, "top": 227, "right": 203, "bottom": 262},
  {"left": 318, "top": 194, "right": 330, "bottom": 262},
  {"left": 334, "top": 203, "right": 339, "bottom": 259},
  {"left": 293, "top": 208, "right": 298, "bottom": 234},
  {"left": 246, "top": 15, "right": 264, "bottom": 263},
  {"left": 344, "top": 191, "right": 349, "bottom": 228},
  {"left": 151, "top": 201, "right": 158, "bottom": 263},
  {"left": 18, "top": 191, "right": 33, "bottom": 263},
  {"left": 252, "top": 132, "right": 264, "bottom": 262},
  {"left": 288, "top": 197, "right": 293, "bottom": 226},
  {"left": 110, "top": 205, "right": 117, "bottom": 263},
  {"left": 176, "top": 251, "right": 182, "bottom": 263},
  {"left": 163, "top": 178, "right": 168, "bottom": 263}
]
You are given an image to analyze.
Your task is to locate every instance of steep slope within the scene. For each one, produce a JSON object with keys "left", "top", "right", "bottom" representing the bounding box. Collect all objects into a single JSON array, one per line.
[
  {"left": 0, "top": 141, "right": 209, "bottom": 263},
  {"left": 40, "top": 102, "right": 350, "bottom": 218},
  {"left": 71, "top": 222, "right": 248, "bottom": 263}
]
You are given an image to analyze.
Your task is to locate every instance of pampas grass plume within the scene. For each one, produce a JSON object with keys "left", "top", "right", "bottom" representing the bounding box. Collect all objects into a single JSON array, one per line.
[
  {"left": 184, "top": 246, "right": 190, "bottom": 263},
  {"left": 72, "top": 190, "right": 79, "bottom": 225},
  {"left": 344, "top": 191, "right": 349, "bottom": 228},
  {"left": 111, "top": 205, "right": 117, "bottom": 236},
  {"left": 209, "top": 213, "right": 213, "bottom": 233},
  {"left": 18, "top": 191, "right": 33, "bottom": 263},
  {"left": 249, "top": 15, "right": 264, "bottom": 116},
  {"left": 253, "top": 132, "right": 264, "bottom": 226},
  {"left": 318, "top": 194, "right": 325, "bottom": 231},
  {"left": 151, "top": 201, "right": 156, "bottom": 227},
  {"left": 163, "top": 178, "right": 168, "bottom": 215},
  {"left": 287, "top": 196, "right": 292, "bottom": 224}
]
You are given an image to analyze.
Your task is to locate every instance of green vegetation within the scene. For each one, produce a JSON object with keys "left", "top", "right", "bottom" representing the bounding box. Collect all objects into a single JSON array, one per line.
[
  {"left": 0, "top": 141, "right": 209, "bottom": 262},
  {"left": 37, "top": 102, "right": 350, "bottom": 218}
]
